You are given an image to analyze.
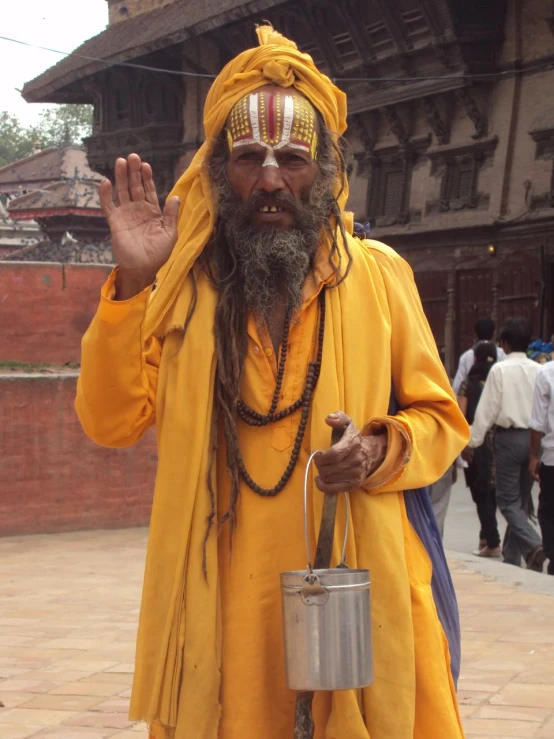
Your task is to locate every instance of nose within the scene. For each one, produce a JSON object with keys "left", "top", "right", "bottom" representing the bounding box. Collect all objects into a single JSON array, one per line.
[{"left": 256, "top": 162, "right": 285, "bottom": 194}]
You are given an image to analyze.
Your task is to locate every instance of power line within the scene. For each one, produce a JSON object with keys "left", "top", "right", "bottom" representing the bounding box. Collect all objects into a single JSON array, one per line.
[
  {"left": 0, "top": 35, "right": 215, "bottom": 79},
  {"left": 2, "top": 33, "right": 554, "bottom": 86}
]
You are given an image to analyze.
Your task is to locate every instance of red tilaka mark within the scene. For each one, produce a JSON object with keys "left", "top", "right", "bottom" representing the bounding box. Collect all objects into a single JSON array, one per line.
[{"left": 268, "top": 93, "right": 275, "bottom": 141}]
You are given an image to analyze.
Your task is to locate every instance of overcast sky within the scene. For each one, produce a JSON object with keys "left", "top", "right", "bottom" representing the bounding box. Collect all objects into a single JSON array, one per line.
[{"left": 0, "top": 0, "right": 108, "bottom": 126}]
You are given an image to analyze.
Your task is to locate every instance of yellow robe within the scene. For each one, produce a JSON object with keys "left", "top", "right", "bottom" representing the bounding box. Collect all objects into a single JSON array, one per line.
[{"left": 75, "top": 236, "right": 469, "bottom": 738}]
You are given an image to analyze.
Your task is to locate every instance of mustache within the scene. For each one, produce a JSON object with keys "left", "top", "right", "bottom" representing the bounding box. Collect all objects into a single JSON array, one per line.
[{"left": 233, "top": 191, "right": 305, "bottom": 221}]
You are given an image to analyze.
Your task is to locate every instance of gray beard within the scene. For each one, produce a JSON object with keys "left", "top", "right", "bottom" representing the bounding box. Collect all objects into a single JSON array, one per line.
[
  {"left": 217, "top": 186, "right": 331, "bottom": 322},
  {"left": 223, "top": 223, "right": 316, "bottom": 321}
]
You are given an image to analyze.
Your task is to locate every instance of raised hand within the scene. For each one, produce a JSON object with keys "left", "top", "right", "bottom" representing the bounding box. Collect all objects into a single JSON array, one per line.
[{"left": 99, "top": 153, "right": 180, "bottom": 300}]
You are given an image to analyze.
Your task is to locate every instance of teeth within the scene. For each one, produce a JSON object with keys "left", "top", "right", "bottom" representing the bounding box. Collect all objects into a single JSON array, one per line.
[
  {"left": 269, "top": 206, "right": 278, "bottom": 213},
  {"left": 259, "top": 205, "right": 284, "bottom": 213},
  {"left": 260, "top": 205, "right": 270, "bottom": 212}
]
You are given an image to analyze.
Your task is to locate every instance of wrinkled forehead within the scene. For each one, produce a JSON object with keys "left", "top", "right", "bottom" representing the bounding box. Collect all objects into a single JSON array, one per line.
[{"left": 225, "top": 86, "right": 319, "bottom": 159}]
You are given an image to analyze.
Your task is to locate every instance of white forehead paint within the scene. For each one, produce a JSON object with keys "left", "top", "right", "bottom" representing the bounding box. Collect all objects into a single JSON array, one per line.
[
  {"left": 262, "top": 148, "right": 279, "bottom": 168},
  {"left": 228, "top": 93, "right": 314, "bottom": 169}
]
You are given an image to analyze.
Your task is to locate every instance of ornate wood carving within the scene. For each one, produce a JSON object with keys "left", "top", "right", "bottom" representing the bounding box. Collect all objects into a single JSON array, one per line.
[
  {"left": 432, "top": 40, "right": 455, "bottom": 71},
  {"left": 422, "top": 97, "right": 450, "bottom": 145},
  {"left": 456, "top": 87, "right": 488, "bottom": 139},
  {"left": 427, "top": 138, "right": 498, "bottom": 213},
  {"left": 336, "top": 0, "right": 378, "bottom": 61},
  {"left": 380, "top": 106, "right": 410, "bottom": 148},
  {"left": 283, "top": 5, "right": 339, "bottom": 75},
  {"left": 528, "top": 128, "right": 554, "bottom": 209},
  {"left": 349, "top": 112, "right": 377, "bottom": 154},
  {"left": 85, "top": 124, "right": 182, "bottom": 199},
  {"left": 398, "top": 54, "right": 416, "bottom": 77},
  {"left": 332, "top": 1, "right": 375, "bottom": 66},
  {"left": 369, "top": 0, "right": 407, "bottom": 51},
  {"left": 418, "top": 0, "right": 448, "bottom": 37}
]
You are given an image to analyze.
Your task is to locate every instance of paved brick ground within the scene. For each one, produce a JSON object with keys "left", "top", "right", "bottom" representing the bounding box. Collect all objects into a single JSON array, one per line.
[{"left": 0, "top": 529, "right": 553, "bottom": 738}]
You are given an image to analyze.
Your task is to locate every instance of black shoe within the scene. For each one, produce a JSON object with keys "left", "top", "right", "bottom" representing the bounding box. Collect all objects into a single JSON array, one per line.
[
  {"left": 547, "top": 560, "right": 554, "bottom": 576},
  {"left": 527, "top": 546, "right": 546, "bottom": 573}
]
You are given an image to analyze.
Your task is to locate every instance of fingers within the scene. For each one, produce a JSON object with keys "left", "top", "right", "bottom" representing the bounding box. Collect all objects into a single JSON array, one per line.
[
  {"left": 315, "top": 421, "right": 359, "bottom": 470},
  {"left": 314, "top": 419, "right": 366, "bottom": 492},
  {"left": 163, "top": 195, "right": 181, "bottom": 236},
  {"left": 325, "top": 411, "right": 352, "bottom": 430},
  {"left": 142, "top": 162, "right": 159, "bottom": 207},
  {"left": 99, "top": 178, "right": 115, "bottom": 217},
  {"left": 315, "top": 477, "right": 351, "bottom": 495},
  {"left": 113, "top": 154, "right": 151, "bottom": 206},
  {"left": 128, "top": 153, "right": 145, "bottom": 202},
  {"left": 114, "top": 157, "right": 130, "bottom": 205}
]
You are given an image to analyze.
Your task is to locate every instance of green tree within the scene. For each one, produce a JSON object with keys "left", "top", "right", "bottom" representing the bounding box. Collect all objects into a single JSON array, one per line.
[
  {"left": 35, "top": 104, "right": 93, "bottom": 148},
  {"left": 0, "top": 105, "right": 93, "bottom": 169},
  {"left": 0, "top": 112, "right": 35, "bottom": 168}
]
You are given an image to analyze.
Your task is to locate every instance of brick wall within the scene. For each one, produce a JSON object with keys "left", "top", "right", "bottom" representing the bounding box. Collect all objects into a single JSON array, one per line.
[
  {"left": 0, "top": 374, "right": 156, "bottom": 536},
  {"left": 0, "top": 262, "right": 111, "bottom": 365}
]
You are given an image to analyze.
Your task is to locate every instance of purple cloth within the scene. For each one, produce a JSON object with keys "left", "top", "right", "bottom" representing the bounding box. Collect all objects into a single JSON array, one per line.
[{"left": 388, "top": 390, "right": 461, "bottom": 684}]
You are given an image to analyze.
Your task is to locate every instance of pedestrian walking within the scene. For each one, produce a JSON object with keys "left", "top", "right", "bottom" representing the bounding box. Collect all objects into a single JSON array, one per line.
[
  {"left": 453, "top": 317, "right": 505, "bottom": 394},
  {"left": 429, "top": 463, "right": 456, "bottom": 537},
  {"left": 529, "top": 361, "right": 554, "bottom": 575},
  {"left": 429, "top": 347, "right": 457, "bottom": 537},
  {"left": 467, "top": 318, "right": 543, "bottom": 570},
  {"left": 458, "top": 341, "right": 501, "bottom": 557},
  {"left": 75, "top": 26, "right": 469, "bottom": 739}
]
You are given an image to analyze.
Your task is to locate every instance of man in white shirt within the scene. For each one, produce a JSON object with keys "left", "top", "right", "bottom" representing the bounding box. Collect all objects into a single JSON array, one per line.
[
  {"left": 529, "top": 361, "right": 554, "bottom": 575},
  {"left": 468, "top": 317, "right": 543, "bottom": 570},
  {"left": 453, "top": 317, "right": 506, "bottom": 394}
]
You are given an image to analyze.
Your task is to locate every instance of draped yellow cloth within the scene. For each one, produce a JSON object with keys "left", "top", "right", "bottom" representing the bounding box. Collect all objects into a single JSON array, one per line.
[{"left": 75, "top": 26, "right": 470, "bottom": 739}]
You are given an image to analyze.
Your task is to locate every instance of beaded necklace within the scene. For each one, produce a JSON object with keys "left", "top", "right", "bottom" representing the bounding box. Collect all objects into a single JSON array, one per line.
[{"left": 237, "top": 289, "right": 326, "bottom": 496}]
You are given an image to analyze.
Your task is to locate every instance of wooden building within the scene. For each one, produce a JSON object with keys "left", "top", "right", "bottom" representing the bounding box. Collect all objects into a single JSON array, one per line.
[{"left": 22, "top": 0, "right": 554, "bottom": 371}]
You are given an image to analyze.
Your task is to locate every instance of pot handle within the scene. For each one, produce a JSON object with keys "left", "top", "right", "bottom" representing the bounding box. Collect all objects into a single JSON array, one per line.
[{"left": 303, "top": 451, "right": 350, "bottom": 574}]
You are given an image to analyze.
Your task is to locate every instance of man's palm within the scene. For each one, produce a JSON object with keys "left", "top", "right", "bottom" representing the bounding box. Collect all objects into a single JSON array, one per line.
[{"left": 99, "top": 154, "right": 180, "bottom": 277}]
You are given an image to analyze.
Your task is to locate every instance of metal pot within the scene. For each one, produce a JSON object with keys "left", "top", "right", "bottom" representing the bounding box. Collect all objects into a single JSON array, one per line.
[{"left": 280, "top": 452, "right": 373, "bottom": 691}]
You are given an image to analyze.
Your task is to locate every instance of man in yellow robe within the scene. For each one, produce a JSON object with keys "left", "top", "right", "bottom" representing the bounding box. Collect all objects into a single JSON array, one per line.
[{"left": 76, "top": 26, "right": 469, "bottom": 739}]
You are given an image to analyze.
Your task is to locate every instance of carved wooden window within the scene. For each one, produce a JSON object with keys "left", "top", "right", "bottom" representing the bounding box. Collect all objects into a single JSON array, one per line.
[
  {"left": 113, "top": 87, "right": 130, "bottom": 126},
  {"left": 293, "top": 19, "right": 326, "bottom": 69},
  {"left": 440, "top": 156, "right": 479, "bottom": 210},
  {"left": 426, "top": 137, "right": 497, "bottom": 214},
  {"left": 144, "top": 84, "right": 161, "bottom": 118},
  {"left": 92, "top": 102, "right": 101, "bottom": 133},
  {"left": 333, "top": 31, "right": 358, "bottom": 65},
  {"left": 366, "top": 21, "right": 395, "bottom": 53},
  {"left": 445, "top": 158, "right": 475, "bottom": 202},
  {"left": 299, "top": 42, "right": 326, "bottom": 68},
  {"left": 381, "top": 168, "right": 405, "bottom": 216},
  {"left": 368, "top": 154, "right": 411, "bottom": 226},
  {"left": 529, "top": 128, "right": 554, "bottom": 210},
  {"left": 401, "top": 9, "right": 429, "bottom": 39}
]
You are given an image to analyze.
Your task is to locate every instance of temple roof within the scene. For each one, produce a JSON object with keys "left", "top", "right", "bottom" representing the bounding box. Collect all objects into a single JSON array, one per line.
[
  {"left": 22, "top": 0, "right": 287, "bottom": 103},
  {"left": 8, "top": 179, "right": 102, "bottom": 220},
  {"left": 0, "top": 146, "right": 102, "bottom": 194}
]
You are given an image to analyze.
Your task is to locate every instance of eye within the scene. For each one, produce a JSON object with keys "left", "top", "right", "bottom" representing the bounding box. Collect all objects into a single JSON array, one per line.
[
  {"left": 281, "top": 153, "right": 309, "bottom": 166},
  {"left": 237, "top": 151, "right": 263, "bottom": 162}
]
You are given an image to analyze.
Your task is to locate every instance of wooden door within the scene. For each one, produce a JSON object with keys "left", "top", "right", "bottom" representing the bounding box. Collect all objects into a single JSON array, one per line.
[
  {"left": 455, "top": 269, "right": 493, "bottom": 360},
  {"left": 496, "top": 261, "right": 540, "bottom": 337},
  {"left": 414, "top": 271, "right": 448, "bottom": 351}
]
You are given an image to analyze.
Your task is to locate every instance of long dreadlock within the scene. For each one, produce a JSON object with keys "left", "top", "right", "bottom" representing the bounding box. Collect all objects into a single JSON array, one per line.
[{"left": 196, "top": 118, "right": 353, "bottom": 572}]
